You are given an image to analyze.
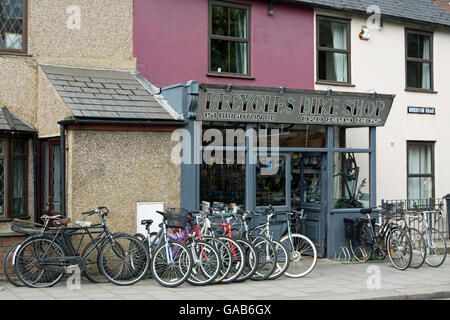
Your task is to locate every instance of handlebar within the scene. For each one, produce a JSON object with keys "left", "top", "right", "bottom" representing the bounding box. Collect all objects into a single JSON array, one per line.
[{"left": 81, "top": 206, "right": 110, "bottom": 216}]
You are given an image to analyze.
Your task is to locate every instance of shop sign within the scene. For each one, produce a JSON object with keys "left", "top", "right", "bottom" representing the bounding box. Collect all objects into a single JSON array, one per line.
[
  {"left": 407, "top": 106, "right": 435, "bottom": 115},
  {"left": 197, "top": 84, "right": 395, "bottom": 127}
]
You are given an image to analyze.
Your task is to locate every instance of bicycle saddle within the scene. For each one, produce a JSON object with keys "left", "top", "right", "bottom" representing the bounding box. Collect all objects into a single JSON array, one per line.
[
  {"left": 54, "top": 217, "right": 71, "bottom": 226},
  {"left": 360, "top": 208, "right": 373, "bottom": 214},
  {"left": 141, "top": 219, "right": 153, "bottom": 225}
]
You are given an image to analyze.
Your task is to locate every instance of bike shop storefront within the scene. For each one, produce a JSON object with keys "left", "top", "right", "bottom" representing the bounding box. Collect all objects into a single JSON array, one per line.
[{"left": 174, "top": 83, "right": 394, "bottom": 258}]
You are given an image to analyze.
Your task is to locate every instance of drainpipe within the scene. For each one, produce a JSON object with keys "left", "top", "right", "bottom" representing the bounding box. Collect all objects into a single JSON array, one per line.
[
  {"left": 33, "top": 133, "right": 38, "bottom": 223},
  {"left": 60, "top": 124, "right": 66, "bottom": 218}
]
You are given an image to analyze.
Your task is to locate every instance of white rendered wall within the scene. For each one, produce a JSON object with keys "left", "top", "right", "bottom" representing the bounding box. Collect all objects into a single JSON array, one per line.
[{"left": 314, "top": 9, "right": 450, "bottom": 203}]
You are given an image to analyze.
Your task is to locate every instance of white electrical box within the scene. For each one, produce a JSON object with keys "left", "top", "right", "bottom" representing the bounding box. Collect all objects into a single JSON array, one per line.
[{"left": 136, "top": 202, "right": 164, "bottom": 236}]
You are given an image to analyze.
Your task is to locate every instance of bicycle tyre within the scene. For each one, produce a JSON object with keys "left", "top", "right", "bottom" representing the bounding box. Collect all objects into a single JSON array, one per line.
[
  {"left": 234, "top": 237, "right": 258, "bottom": 283},
  {"left": 203, "top": 236, "right": 232, "bottom": 283},
  {"left": 151, "top": 239, "right": 193, "bottom": 288},
  {"left": 98, "top": 234, "right": 150, "bottom": 286},
  {"left": 3, "top": 241, "right": 25, "bottom": 287},
  {"left": 268, "top": 239, "right": 290, "bottom": 280},
  {"left": 216, "top": 236, "right": 245, "bottom": 284},
  {"left": 407, "top": 227, "right": 426, "bottom": 269},
  {"left": 387, "top": 227, "right": 412, "bottom": 270},
  {"left": 14, "top": 235, "right": 66, "bottom": 288},
  {"left": 248, "top": 234, "right": 277, "bottom": 281},
  {"left": 186, "top": 240, "right": 221, "bottom": 286},
  {"left": 424, "top": 228, "right": 447, "bottom": 267},
  {"left": 279, "top": 233, "right": 317, "bottom": 278},
  {"left": 349, "top": 222, "right": 374, "bottom": 262}
]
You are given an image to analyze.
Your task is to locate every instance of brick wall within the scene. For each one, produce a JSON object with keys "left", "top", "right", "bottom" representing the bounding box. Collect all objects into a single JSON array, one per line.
[
  {"left": 0, "top": 235, "right": 27, "bottom": 277},
  {"left": 432, "top": 0, "right": 450, "bottom": 11}
]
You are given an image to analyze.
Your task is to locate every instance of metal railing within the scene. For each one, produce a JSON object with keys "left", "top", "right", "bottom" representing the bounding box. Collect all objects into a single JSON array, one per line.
[{"left": 381, "top": 198, "right": 449, "bottom": 240}]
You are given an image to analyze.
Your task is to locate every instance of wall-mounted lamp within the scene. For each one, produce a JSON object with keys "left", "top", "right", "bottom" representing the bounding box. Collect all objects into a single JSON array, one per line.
[{"left": 268, "top": 1, "right": 274, "bottom": 15}]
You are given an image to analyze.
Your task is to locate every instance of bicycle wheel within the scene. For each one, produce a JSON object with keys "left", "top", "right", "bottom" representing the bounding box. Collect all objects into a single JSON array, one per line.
[
  {"left": 424, "top": 228, "right": 447, "bottom": 267},
  {"left": 186, "top": 240, "right": 221, "bottom": 286},
  {"left": 151, "top": 240, "right": 193, "bottom": 288},
  {"left": 203, "top": 236, "right": 232, "bottom": 283},
  {"left": 81, "top": 238, "right": 109, "bottom": 283},
  {"left": 14, "top": 235, "right": 66, "bottom": 288},
  {"left": 3, "top": 242, "right": 25, "bottom": 287},
  {"left": 216, "top": 236, "right": 245, "bottom": 284},
  {"left": 279, "top": 233, "right": 317, "bottom": 278},
  {"left": 387, "top": 228, "right": 412, "bottom": 270},
  {"left": 349, "top": 223, "right": 373, "bottom": 262},
  {"left": 407, "top": 227, "right": 426, "bottom": 269},
  {"left": 248, "top": 235, "right": 276, "bottom": 281},
  {"left": 98, "top": 235, "right": 149, "bottom": 285},
  {"left": 234, "top": 237, "right": 258, "bottom": 282},
  {"left": 268, "top": 239, "right": 290, "bottom": 280}
]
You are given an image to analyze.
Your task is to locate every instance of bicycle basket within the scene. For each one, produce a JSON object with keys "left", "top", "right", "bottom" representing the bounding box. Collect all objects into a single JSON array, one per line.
[
  {"left": 343, "top": 218, "right": 376, "bottom": 241},
  {"left": 343, "top": 218, "right": 359, "bottom": 241},
  {"left": 164, "top": 208, "right": 192, "bottom": 229}
]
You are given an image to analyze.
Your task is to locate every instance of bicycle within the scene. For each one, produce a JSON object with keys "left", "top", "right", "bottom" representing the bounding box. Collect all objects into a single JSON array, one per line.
[
  {"left": 400, "top": 211, "right": 427, "bottom": 268},
  {"left": 3, "top": 215, "right": 57, "bottom": 287},
  {"left": 164, "top": 208, "right": 221, "bottom": 286},
  {"left": 178, "top": 211, "right": 233, "bottom": 284},
  {"left": 244, "top": 210, "right": 290, "bottom": 280},
  {"left": 14, "top": 207, "right": 149, "bottom": 287},
  {"left": 346, "top": 207, "right": 413, "bottom": 270},
  {"left": 210, "top": 208, "right": 259, "bottom": 283},
  {"left": 139, "top": 209, "right": 194, "bottom": 288},
  {"left": 416, "top": 208, "right": 447, "bottom": 267},
  {"left": 192, "top": 209, "right": 246, "bottom": 284},
  {"left": 277, "top": 207, "right": 318, "bottom": 278},
  {"left": 234, "top": 210, "right": 280, "bottom": 281}
]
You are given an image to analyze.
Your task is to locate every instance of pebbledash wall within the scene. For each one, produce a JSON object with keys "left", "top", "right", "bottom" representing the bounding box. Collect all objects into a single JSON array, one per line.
[{"left": 313, "top": 9, "right": 450, "bottom": 204}]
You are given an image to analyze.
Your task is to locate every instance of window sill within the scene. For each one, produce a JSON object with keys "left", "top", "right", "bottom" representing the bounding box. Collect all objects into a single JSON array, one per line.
[
  {"left": 405, "top": 88, "right": 437, "bottom": 94},
  {"left": 0, "top": 215, "right": 31, "bottom": 223},
  {"left": 315, "top": 80, "right": 355, "bottom": 87},
  {"left": 207, "top": 72, "right": 255, "bottom": 80},
  {"left": 0, "top": 51, "right": 32, "bottom": 58}
]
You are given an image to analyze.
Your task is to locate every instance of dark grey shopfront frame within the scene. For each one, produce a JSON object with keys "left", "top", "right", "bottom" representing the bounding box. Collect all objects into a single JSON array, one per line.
[{"left": 162, "top": 82, "right": 379, "bottom": 259}]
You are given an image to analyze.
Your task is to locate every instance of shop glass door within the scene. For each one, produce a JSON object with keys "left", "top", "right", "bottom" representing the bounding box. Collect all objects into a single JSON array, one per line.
[{"left": 291, "top": 153, "right": 327, "bottom": 257}]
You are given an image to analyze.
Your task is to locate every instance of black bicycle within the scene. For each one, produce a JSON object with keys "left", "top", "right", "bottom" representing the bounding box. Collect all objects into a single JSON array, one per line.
[
  {"left": 346, "top": 207, "right": 413, "bottom": 270},
  {"left": 13, "top": 207, "right": 149, "bottom": 288}
]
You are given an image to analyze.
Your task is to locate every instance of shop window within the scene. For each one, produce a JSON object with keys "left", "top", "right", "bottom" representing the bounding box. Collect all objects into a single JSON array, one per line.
[
  {"left": 200, "top": 152, "right": 245, "bottom": 211},
  {"left": 317, "top": 16, "right": 351, "bottom": 84},
  {"left": 257, "top": 124, "right": 326, "bottom": 148},
  {"left": 407, "top": 142, "right": 434, "bottom": 208},
  {"left": 333, "top": 152, "right": 369, "bottom": 208},
  {"left": 405, "top": 29, "right": 433, "bottom": 91},
  {"left": 209, "top": 0, "right": 250, "bottom": 76},
  {"left": 202, "top": 121, "right": 247, "bottom": 147},
  {"left": 0, "top": 138, "right": 28, "bottom": 219},
  {"left": 0, "top": 0, "right": 27, "bottom": 53},
  {"left": 334, "top": 127, "right": 369, "bottom": 149}
]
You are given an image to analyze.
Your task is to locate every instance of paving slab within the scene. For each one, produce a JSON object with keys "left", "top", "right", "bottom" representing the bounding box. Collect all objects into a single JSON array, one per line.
[{"left": 1, "top": 258, "right": 450, "bottom": 300}]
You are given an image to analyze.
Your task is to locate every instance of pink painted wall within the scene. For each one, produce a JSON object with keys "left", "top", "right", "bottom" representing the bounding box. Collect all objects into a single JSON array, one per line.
[{"left": 134, "top": 0, "right": 314, "bottom": 89}]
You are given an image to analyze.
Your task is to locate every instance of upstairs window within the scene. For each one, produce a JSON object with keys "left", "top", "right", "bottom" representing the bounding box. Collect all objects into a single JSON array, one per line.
[
  {"left": 209, "top": 0, "right": 250, "bottom": 76},
  {"left": 0, "top": 0, "right": 27, "bottom": 53},
  {"left": 405, "top": 29, "right": 433, "bottom": 91},
  {"left": 317, "top": 16, "right": 351, "bottom": 84}
]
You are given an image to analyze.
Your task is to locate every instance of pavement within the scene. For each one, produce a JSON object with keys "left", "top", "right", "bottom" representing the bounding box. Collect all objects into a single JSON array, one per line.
[{"left": 1, "top": 258, "right": 449, "bottom": 300}]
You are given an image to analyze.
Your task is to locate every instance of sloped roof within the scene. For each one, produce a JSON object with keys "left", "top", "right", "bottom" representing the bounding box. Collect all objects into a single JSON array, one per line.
[
  {"left": 0, "top": 107, "right": 35, "bottom": 133},
  {"left": 285, "top": 0, "right": 450, "bottom": 28},
  {"left": 40, "top": 65, "right": 183, "bottom": 121}
]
